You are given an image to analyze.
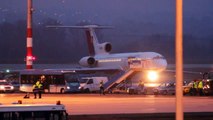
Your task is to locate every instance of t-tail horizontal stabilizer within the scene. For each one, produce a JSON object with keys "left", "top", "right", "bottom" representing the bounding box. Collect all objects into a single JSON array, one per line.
[
  {"left": 46, "top": 25, "right": 113, "bottom": 29},
  {"left": 47, "top": 25, "right": 113, "bottom": 56}
]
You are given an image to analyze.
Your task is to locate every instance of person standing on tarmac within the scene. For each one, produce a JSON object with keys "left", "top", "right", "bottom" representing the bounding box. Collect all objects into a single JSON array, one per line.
[
  {"left": 33, "top": 80, "right": 41, "bottom": 99},
  {"left": 192, "top": 80, "right": 198, "bottom": 96},
  {"left": 139, "top": 81, "right": 144, "bottom": 89},
  {"left": 99, "top": 80, "right": 105, "bottom": 95},
  {"left": 33, "top": 76, "right": 44, "bottom": 99},
  {"left": 198, "top": 80, "right": 204, "bottom": 96}
]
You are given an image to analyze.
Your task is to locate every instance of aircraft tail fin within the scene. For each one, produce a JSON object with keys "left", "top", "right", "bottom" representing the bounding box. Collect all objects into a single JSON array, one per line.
[{"left": 47, "top": 25, "right": 113, "bottom": 56}]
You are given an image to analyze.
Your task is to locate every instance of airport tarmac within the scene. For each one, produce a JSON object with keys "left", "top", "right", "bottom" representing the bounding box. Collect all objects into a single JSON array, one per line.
[{"left": 1, "top": 93, "right": 213, "bottom": 119}]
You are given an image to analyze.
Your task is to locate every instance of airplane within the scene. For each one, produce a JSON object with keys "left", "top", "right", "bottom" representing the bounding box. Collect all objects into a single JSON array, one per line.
[{"left": 47, "top": 25, "right": 168, "bottom": 72}]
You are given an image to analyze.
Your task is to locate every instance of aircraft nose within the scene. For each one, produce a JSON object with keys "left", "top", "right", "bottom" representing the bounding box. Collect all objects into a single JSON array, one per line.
[{"left": 154, "top": 59, "right": 167, "bottom": 70}]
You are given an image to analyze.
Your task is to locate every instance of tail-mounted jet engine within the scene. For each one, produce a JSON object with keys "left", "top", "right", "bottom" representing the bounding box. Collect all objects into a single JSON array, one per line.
[
  {"left": 79, "top": 56, "right": 97, "bottom": 67},
  {"left": 97, "top": 42, "right": 112, "bottom": 53}
]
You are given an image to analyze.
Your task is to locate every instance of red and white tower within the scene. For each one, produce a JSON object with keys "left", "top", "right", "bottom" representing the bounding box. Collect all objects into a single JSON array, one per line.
[{"left": 26, "top": 0, "right": 35, "bottom": 69}]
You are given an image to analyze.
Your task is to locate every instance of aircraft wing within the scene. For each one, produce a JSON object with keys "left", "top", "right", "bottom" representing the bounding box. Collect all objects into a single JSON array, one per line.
[
  {"left": 44, "top": 66, "right": 121, "bottom": 72},
  {"left": 166, "top": 69, "right": 202, "bottom": 74}
]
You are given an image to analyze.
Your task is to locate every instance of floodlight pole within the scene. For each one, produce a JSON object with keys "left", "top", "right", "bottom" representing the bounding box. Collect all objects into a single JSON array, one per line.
[{"left": 175, "top": 0, "right": 183, "bottom": 120}]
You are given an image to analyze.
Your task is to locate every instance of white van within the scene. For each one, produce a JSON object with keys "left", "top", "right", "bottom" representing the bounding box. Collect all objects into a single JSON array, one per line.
[{"left": 79, "top": 77, "right": 108, "bottom": 93}]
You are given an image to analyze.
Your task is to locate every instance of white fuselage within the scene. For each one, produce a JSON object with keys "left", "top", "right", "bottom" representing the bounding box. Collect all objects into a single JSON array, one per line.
[
  {"left": 80, "top": 52, "right": 167, "bottom": 71},
  {"left": 47, "top": 25, "right": 168, "bottom": 71}
]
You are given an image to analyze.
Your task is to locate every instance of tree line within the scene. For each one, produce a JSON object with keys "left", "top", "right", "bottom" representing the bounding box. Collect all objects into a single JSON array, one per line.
[{"left": 0, "top": 18, "right": 212, "bottom": 64}]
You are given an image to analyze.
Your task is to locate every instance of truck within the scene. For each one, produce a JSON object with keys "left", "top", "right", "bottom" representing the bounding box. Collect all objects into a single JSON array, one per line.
[{"left": 79, "top": 77, "right": 108, "bottom": 93}]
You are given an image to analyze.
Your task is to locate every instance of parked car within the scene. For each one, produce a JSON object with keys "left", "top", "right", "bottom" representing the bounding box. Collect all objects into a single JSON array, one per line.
[
  {"left": 111, "top": 82, "right": 147, "bottom": 95},
  {"left": 153, "top": 82, "right": 175, "bottom": 95},
  {"left": 0, "top": 80, "right": 14, "bottom": 93},
  {"left": 153, "top": 81, "right": 188, "bottom": 95}
]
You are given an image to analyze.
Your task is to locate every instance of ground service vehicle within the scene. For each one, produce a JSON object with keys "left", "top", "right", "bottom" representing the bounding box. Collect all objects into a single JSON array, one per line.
[
  {"left": 0, "top": 72, "right": 20, "bottom": 92},
  {"left": 202, "top": 72, "right": 213, "bottom": 95},
  {"left": 110, "top": 83, "right": 129, "bottom": 94},
  {"left": 110, "top": 82, "right": 147, "bottom": 94},
  {"left": 0, "top": 80, "right": 14, "bottom": 93},
  {"left": 0, "top": 101, "right": 68, "bottom": 120},
  {"left": 10, "top": 81, "right": 20, "bottom": 92},
  {"left": 127, "top": 85, "right": 147, "bottom": 95},
  {"left": 203, "top": 79, "right": 213, "bottom": 95},
  {"left": 79, "top": 77, "right": 108, "bottom": 93},
  {"left": 183, "top": 82, "right": 192, "bottom": 95},
  {"left": 153, "top": 81, "right": 188, "bottom": 95},
  {"left": 184, "top": 72, "right": 213, "bottom": 96},
  {"left": 19, "top": 69, "right": 80, "bottom": 93},
  {"left": 153, "top": 82, "right": 175, "bottom": 95}
]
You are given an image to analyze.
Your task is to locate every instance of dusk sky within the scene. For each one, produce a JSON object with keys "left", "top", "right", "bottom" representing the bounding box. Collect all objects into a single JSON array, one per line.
[
  {"left": 0, "top": 0, "right": 212, "bottom": 64},
  {"left": 1, "top": 0, "right": 213, "bottom": 36}
]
